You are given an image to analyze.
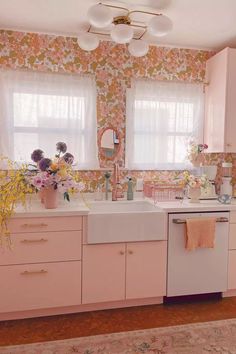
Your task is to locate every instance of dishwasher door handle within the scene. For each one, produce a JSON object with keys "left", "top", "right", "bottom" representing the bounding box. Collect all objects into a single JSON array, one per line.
[{"left": 172, "top": 217, "right": 229, "bottom": 224}]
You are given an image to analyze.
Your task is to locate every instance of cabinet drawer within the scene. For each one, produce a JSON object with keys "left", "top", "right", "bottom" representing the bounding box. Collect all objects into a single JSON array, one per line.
[
  {"left": 0, "top": 231, "right": 82, "bottom": 265},
  {"left": 8, "top": 216, "right": 82, "bottom": 233},
  {"left": 0, "top": 261, "right": 81, "bottom": 313},
  {"left": 229, "top": 224, "right": 236, "bottom": 249},
  {"left": 230, "top": 212, "right": 236, "bottom": 223},
  {"left": 228, "top": 250, "right": 236, "bottom": 290}
]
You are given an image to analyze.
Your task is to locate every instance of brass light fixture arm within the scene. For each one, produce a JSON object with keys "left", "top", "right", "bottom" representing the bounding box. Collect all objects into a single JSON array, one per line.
[
  {"left": 98, "top": 2, "right": 129, "bottom": 14},
  {"left": 128, "top": 10, "right": 162, "bottom": 17},
  {"left": 87, "top": 25, "right": 109, "bottom": 36},
  {"left": 98, "top": 3, "right": 162, "bottom": 18},
  {"left": 137, "top": 28, "right": 147, "bottom": 40},
  {"left": 88, "top": 3, "right": 163, "bottom": 41}
]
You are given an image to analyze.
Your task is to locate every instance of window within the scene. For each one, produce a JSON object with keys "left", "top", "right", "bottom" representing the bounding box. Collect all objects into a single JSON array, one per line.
[
  {"left": 126, "top": 79, "right": 204, "bottom": 170},
  {"left": 0, "top": 70, "right": 98, "bottom": 169}
]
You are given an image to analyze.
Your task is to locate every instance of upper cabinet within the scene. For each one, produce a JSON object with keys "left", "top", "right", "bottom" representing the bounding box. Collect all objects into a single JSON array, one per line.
[{"left": 204, "top": 48, "right": 236, "bottom": 152}]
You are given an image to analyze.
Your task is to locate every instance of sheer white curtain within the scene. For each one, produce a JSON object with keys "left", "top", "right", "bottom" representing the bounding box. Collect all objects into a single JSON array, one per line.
[
  {"left": 126, "top": 79, "right": 204, "bottom": 170},
  {"left": 0, "top": 70, "right": 99, "bottom": 169}
]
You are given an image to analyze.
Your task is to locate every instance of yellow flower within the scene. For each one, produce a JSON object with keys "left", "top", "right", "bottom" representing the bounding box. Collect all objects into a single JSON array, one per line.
[
  {"left": 0, "top": 156, "right": 35, "bottom": 248},
  {"left": 58, "top": 167, "right": 67, "bottom": 179},
  {"left": 50, "top": 163, "right": 58, "bottom": 172}
]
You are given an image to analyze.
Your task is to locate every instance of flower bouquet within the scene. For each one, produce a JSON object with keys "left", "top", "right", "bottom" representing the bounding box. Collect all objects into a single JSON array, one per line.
[
  {"left": 29, "top": 142, "right": 84, "bottom": 208},
  {"left": 0, "top": 158, "right": 34, "bottom": 248},
  {"left": 187, "top": 140, "right": 208, "bottom": 167},
  {"left": 183, "top": 171, "right": 209, "bottom": 202}
]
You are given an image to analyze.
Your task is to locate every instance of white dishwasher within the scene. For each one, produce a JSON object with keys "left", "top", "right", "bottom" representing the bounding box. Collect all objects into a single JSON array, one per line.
[{"left": 167, "top": 212, "right": 229, "bottom": 297}]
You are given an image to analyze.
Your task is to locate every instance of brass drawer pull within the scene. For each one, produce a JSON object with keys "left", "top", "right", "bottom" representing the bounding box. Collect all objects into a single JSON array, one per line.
[
  {"left": 128, "top": 250, "right": 133, "bottom": 255},
  {"left": 21, "top": 269, "right": 48, "bottom": 275},
  {"left": 20, "top": 238, "right": 48, "bottom": 244},
  {"left": 119, "top": 251, "right": 125, "bottom": 255},
  {"left": 21, "top": 223, "right": 48, "bottom": 228},
  {"left": 173, "top": 217, "right": 229, "bottom": 224}
]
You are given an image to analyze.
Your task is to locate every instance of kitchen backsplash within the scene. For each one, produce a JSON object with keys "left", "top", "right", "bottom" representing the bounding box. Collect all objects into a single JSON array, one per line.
[
  {"left": 74, "top": 152, "right": 236, "bottom": 193},
  {"left": 0, "top": 29, "right": 232, "bottom": 192}
]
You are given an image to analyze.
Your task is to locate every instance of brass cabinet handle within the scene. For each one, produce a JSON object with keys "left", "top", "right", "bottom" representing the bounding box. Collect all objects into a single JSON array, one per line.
[
  {"left": 119, "top": 251, "right": 125, "bottom": 255},
  {"left": 128, "top": 250, "right": 133, "bottom": 255},
  {"left": 21, "top": 223, "right": 48, "bottom": 228},
  {"left": 21, "top": 269, "right": 48, "bottom": 275},
  {"left": 20, "top": 238, "right": 48, "bottom": 244},
  {"left": 226, "top": 143, "right": 232, "bottom": 147}
]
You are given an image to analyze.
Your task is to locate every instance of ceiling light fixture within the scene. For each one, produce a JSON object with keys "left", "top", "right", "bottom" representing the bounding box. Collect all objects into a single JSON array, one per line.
[{"left": 77, "top": 2, "right": 173, "bottom": 57}]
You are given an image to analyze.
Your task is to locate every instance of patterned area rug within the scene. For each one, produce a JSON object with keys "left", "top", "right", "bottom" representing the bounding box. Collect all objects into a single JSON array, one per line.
[{"left": 1, "top": 319, "right": 236, "bottom": 354}]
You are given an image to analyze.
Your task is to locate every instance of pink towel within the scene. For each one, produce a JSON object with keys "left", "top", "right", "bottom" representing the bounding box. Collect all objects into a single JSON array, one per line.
[{"left": 185, "top": 218, "right": 216, "bottom": 251}]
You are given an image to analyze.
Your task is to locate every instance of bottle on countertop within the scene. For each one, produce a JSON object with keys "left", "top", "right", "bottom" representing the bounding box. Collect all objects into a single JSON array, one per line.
[
  {"left": 94, "top": 183, "right": 103, "bottom": 201},
  {"left": 221, "top": 162, "right": 233, "bottom": 196},
  {"left": 104, "top": 171, "right": 111, "bottom": 200},
  {"left": 127, "top": 177, "right": 134, "bottom": 200},
  {"left": 136, "top": 178, "right": 143, "bottom": 192},
  {"left": 117, "top": 182, "right": 124, "bottom": 198}
]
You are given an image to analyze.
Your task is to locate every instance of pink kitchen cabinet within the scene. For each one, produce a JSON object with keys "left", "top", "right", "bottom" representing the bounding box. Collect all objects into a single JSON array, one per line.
[
  {"left": 228, "top": 250, "right": 236, "bottom": 290},
  {"left": 228, "top": 212, "right": 236, "bottom": 290},
  {"left": 126, "top": 241, "right": 167, "bottom": 299},
  {"left": 204, "top": 47, "right": 236, "bottom": 152},
  {"left": 82, "top": 243, "right": 126, "bottom": 304},
  {"left": 0, "top": 215, "right": 84, "bottom": 318},
  {"left": 0, "top": 261, "right": 81, "bottom": 313},
  {"left": 82, "top": 241, "right": 167, "bottom": 304}
]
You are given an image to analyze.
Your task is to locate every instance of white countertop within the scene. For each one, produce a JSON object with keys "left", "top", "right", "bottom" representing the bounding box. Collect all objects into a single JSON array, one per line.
[
  {"left": 154, "top": 199, "right": 234, "bottom": 213},
  {"left": 12, "top": 193, "right": 236, "bottom": 218},
  {"left": 13, "top": 198, "right": 90, "bottom": 218}
]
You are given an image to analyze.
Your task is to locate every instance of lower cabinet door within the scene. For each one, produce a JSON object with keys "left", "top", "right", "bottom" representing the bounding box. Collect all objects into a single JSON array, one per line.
[
  {"left": 228, "top": 250, "right": 236, "bottom": 289},
  {"left": 0, "top": 261, "right": 81, "bottom": 313},
  {"left": 126, "top": 241, "right": 167, "bottom": 299},
  {"left": 82, "top": 243, "right": 126, "bottom": 304}
]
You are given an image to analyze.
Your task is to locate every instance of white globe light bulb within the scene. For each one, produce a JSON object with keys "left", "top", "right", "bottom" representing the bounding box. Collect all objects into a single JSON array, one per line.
[
  {"left": 128, "top": 40, "right": 149, "bottom": 57},
  {"left": 87, "top": 4, "right": 113, "bottom": 28},
  {"left": 147, "top": 15, "right": 173, "bottom": 37},
  {"left": 110, "top": 24, "right": 134, "bottom": 44},
  {"left": 77, "top": 33, "right": 99, "bottom": 51}
]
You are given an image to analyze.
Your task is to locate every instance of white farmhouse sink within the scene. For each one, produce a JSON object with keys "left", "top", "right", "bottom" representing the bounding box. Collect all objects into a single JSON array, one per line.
[
  {"left": 87, "top": 200, "right": 167, "bottom": 244},
  {"left": 90, "top": 200, "right": 158, "bottom": 213}
]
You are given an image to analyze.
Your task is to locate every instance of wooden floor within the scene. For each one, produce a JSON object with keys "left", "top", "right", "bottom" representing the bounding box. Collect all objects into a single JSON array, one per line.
[{"left": 1, "top": 297, "right": 236, "bottom": 346}]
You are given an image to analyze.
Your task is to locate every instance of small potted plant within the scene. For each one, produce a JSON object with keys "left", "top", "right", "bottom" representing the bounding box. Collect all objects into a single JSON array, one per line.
[{"left": 187, "top": 141, "right": 208, "bottom": 167}]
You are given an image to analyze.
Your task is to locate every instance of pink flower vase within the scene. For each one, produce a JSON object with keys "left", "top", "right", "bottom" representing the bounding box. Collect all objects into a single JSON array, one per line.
[
  {"left": 188, "top": 186, "right": 201, "bottom": 203},
  {"left": 192, "top": 154, "right": 204, "bottom": 167},
  {"left": 43, "top": 186, "right": 59, "bottom": 209}
]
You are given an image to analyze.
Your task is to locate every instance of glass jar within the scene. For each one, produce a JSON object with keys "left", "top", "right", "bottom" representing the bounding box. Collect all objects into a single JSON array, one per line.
[{"left": 222, "top": 162, "right": 232, "bottom": 177}]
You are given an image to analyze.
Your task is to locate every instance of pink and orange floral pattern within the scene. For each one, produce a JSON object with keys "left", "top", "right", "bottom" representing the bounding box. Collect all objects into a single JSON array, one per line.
[{"left": 0, "top": 30, "right": 228, "bottom": 192}]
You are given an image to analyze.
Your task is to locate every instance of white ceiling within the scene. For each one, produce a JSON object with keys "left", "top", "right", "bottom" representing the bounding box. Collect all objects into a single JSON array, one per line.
[{"left": 0, "top": 0, "right": 236, "bottom": 50}]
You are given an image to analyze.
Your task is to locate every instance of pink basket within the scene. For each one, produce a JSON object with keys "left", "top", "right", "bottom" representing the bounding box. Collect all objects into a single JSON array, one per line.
[{"left": 143, "top": 182, "right": 184, "bottom": 202}]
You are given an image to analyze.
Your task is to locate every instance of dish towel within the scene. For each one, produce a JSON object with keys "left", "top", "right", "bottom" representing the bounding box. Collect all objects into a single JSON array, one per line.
[{"left": 185, "top": 218, "right": 216, "bottom": 251}]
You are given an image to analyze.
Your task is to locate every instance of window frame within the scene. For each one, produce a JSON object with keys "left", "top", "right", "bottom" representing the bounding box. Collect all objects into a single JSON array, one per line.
[{"left": 125, "top": 80, "right": 204, "bottom": 170}]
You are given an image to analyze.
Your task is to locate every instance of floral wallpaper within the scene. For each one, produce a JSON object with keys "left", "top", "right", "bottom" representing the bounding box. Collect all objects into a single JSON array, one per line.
[{"left": 0, "top": 29, "right": 229, "bottom": 192}]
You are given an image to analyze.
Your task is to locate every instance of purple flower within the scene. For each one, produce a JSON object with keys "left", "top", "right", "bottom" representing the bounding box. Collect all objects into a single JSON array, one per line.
[
  {"left": 56, "top": 142, "right": 67, "bottom": 154},
  {"left": 63, "top": 153, "right": 74, "bottom": 165},
  {"left": 31, "top": 149, "right": 44, "bottom": 163},
  {"left": 38, "top": 158, "right": 52, "bottom": 171}
]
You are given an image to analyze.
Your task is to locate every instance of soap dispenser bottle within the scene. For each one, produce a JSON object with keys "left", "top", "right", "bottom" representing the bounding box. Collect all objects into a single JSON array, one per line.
[
  {"left": 94, "top": 184, "right": 103, "bottom": 201},
  {"left": 127, "top": 177, "right": 134, "bottom": 200}
]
